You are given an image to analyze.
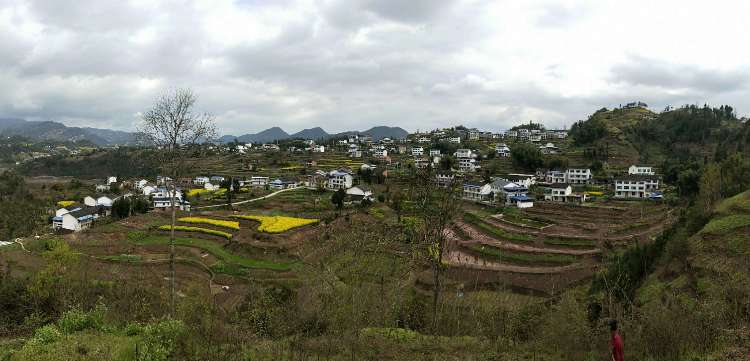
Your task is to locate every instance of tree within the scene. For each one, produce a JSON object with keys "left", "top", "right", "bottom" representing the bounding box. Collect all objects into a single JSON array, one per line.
[
  {"left": 510, "top": 143, "right": 544, "bottom": 171},
  {"left": 408, "top": 168, "right": 461, "bottom": 329},
  {"left": 390, "top": 190, "right": 404, "bottom": 222},
  {"left": 331, "top": 188, "right": 346, "bottom": 213},
  {"left": 111, "top": 197, "right": 131, "bottom": 219},
  {"left": 136, "top": 88, "right": 217, "bottom": 317}
]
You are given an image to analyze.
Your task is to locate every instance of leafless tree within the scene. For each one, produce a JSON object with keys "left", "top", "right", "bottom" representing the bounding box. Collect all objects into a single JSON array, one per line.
[
  {"left": 408, "top": 167, "right": 462, "bottom": 329},
  {"left": 136, "top": 88, "right": 217, "bottom": 317}
]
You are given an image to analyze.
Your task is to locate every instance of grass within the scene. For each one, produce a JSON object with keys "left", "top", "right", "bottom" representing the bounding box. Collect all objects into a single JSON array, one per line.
[
  {"left": 6, "top": 331, "right": 136, "bottom": 361},
  {"left": 463, "top": 213, "right": 535, "bottom": 244},
  {"left": 543, "top": 237, "right": 597, "bottom": 249},
  {"left": 467, "top": 244, "right": 577, "bottom": 266},
  {"left": 157, "top": 225, "right": 233, "bottom": 239},
  {"left": 700, "top": 214, "right": 750, "bottom": 235},
  {"left": 134, "top": 235, "right": 293, "bottom": 271},
  {"left": 100, "top": 254, "right": 143, "bottom": 263}
]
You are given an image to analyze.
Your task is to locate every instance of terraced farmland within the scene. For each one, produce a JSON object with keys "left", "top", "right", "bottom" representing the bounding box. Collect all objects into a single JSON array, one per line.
[{"left": 438, "top": 201, "right": 675, "bottom": 296}]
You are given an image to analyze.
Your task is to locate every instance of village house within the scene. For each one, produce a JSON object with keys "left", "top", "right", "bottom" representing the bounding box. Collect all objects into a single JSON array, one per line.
[
  {"left": 312, "top": 145, "right": 325, "bottom": 153},
  {"left": 495, "top": 143, "right": 511, "bottom": 157},
  {"left": 262, "top": 144, "right": 280, "bottom": 151},
  {"left": 414, "top": 157, "right": 430, "bottom": 169},
  {"left": 411, "top": 147, "right": 424, "bottom": 156},
  {"left": 435, "top": 170, "right": 455, "bottom": 187},
  {"left": 305, "top": 171, "right": 328, "bottom": 189},
  {"left": 194, "top": 176, "right": 210, "bottom": 185},
  {"left": 462, "top": 181, "right": 492, "bottom": 202},
  {"left": 374, "top": 149, "right": 388, "bottom": 158},
  {"left": 418, "top": 137, "right": 431, "bottom": 144},
  {"left": 136, "top": 179, "right": 149, "bottom": 189},
  {"left": 52, "top": 206, "right": 98, "bottom": 232},
  {"left": 345, "top": 186, "right": 374, "bottom": 204},
  {"left": 545, "top": 170, "right": 566, "bottom": 184},
  {"left": 614, "top": 175, "right": 660, "bottom": 199},
  {"left": 544, "top": 183, "right": 573, "bottom": 202},
  {"left": 327, "top": 170, "right": 353, "bottom": 190},
  {"left": 269, "top": 178, "right": 301, "bottom": 190},
  {"left": 247, "top": 176, "right": 270, "bottom": 188},
  {"left": 204, "top": 182, "right": 220, "bottom": 191},
  {"left": 448, "top": 137, "right": 461, "bottom": 144},
  {"left": 429, "top": 149, "right": 441, "bottom": 157},
  {"left": 210, "top": 176, "right": 225, "bottom": 184},
  {"left": 490, "top": 178, "right": 528, "bottom": 205},
  {"left": 565, "top": 168, "right": 592, "bottom": 184},
  {"left": 628, "top": 165, "right": 655, "bottom": 175},
  {"left": 506, "top": 174, "right": 535, "bottom": 188},
  {"left": 539, "top": 143, "right": 559, "bottom": 155},
  {"left": 106, "top": 176, "right": 117, "bottom": 185},
  {"left": 95, "top": 184, "right": 110, "bottom": 192}
]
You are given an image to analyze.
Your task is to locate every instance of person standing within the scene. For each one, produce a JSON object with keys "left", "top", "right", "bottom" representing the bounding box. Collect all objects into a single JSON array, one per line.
[{"left": 610, "top": 319, "right": 624, "bottom": 361}]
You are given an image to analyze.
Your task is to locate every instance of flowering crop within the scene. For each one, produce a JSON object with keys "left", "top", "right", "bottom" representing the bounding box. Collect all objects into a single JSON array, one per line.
[
  {"left": 187, "top": 189, "right": 211, "bottom": 197},
  {"left": 177, "top": 217, "right": 240, "bottom": 230},
  {"left": 158, "top": 225, "right": 232, "bottom": 239},
  {"left": 57, "top": 200, "right": 76, "bottom": 208},
  {"left": 230, "top": 215, "right": 319, "bottom": 233}
]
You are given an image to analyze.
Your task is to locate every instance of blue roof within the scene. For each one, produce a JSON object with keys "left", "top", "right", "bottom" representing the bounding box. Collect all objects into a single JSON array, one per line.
[
  {"left": 52, "top": 216, "right": 63, "bottom": 221},
  {"left": 510, "top": 195, "right": 533, "bottom": 202}
]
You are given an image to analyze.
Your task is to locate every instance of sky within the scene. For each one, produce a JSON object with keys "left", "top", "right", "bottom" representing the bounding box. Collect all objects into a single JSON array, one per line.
[{"left": 0, "top": 0, "right": 749, "bottom": 135}]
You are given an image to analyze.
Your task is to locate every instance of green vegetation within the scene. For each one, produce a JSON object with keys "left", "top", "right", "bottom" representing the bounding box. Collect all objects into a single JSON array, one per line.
[
  {"left": 133, "top": 234, "right": 293, "bottom": 271},
  {"left": 156, "top": 225, "right": 233, "bottom": 240},
  {"left": 468, "top": 244, "right": 577, "bottom": 266},
  {"left": 543, "top": 237, "right": 597, "bottom": 249},
  {"left": 463, "top": 212, "right": 534, "bottom": 243}
]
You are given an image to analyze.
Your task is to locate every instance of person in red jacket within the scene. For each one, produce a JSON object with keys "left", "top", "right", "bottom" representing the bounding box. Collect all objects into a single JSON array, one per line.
[{"left": 610, "top": 319, "right": 624, "bottom": 361}]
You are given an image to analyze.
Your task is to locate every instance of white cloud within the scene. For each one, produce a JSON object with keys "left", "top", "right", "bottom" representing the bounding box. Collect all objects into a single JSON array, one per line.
[{"left": 0, "top": 0, "right": 749, "bottom": 135}]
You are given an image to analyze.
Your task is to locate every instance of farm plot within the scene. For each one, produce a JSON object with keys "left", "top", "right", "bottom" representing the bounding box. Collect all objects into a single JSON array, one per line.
[{"left": 441, "top": 201, "right": 671, "bottom": 297}]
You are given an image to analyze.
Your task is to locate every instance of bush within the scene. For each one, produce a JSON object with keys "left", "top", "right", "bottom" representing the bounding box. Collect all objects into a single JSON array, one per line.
[
  {"left": 57, "top": 303, "right": 106, "bottom": 334},
  {"left": 28, "top": 324, "right": 62, "bottom": 346},
  {"left": 137, "top": 320, "right": 187, "bottom": 361}
]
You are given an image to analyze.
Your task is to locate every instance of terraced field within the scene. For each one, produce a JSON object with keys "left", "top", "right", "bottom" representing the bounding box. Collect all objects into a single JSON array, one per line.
[{"left": 439, "top": 201, "right": 674, "bottom": 296}]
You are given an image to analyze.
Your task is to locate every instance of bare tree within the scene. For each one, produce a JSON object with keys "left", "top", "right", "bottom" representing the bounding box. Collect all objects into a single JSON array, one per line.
[
  {"left": 137, "top": 88, "right": 217, "bottom": 317},
  {"left": 408, "top": 167, "right": 461, "bottom": 329}
]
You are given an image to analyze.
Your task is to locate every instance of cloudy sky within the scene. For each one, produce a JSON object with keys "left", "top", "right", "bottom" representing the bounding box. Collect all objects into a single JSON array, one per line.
[{"left": 1, "top": 0, "right": 749, "bottom": 135}]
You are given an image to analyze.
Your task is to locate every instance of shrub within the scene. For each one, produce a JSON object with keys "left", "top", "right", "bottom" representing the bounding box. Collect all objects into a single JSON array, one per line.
[
  {"left": 27, "top": 324, "right": 62, "bottom": 346},
  {"left": 57, "top": 303, "right": 106, "bottom": 334},
  {"left": 137, "top": 320, "right": 187, "bottom": 361},
  {"left": 177, "top": 217, "right": 240, "bottom": 230},
  {"left": 157, "top": 225, "right": 232, "bottom": 239}
]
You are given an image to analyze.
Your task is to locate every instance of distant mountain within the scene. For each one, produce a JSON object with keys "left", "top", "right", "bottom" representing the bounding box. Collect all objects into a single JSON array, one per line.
[
  {"left": 359, "top": 126, "right": 409, "bottom": 141},
  {"left": 0, "top": 118, "right": 135, "bottom": 146},
  {"left": 81, "top": 127, "right": 135, "bottom": 144},
  {"left": 236, "top": 127, "right": 290, "bottom": 143},
  {"left": 290, "top": 127, "right": 330, "bottom": 140},
  {"left": 219, "top": 125, "right": 408, "bottom": 143}
]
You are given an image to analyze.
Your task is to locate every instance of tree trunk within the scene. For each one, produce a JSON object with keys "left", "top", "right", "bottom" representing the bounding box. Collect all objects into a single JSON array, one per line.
[
  {"left": 170, "top": 183, "right": 177, "bottom": 317},
  {"left": 432, "top": 261, "right": 440, "bottom": 330}
]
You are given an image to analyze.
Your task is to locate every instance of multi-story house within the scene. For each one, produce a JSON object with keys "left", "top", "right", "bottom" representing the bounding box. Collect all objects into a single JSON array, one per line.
[
  {"left": 565, "top": 168, "right": 592, "bottom": 184},
  {"left": 411, "top": 147, "right": 424, "bottom": 156},
  {"left": 495, "top": 143, "right": 511, "bottom": 157},
  {"left": 628, "top": 165, "right": 655, "bottom": 175},
  {"left": 614, "top": 175, "right": 660, "bottom": 199},
  {"left": 327, "top": 170, "right": 353, "bottom": 190},
  {"left": 462, "top": 182, "right": 492, "bottom": 202},
  {"left": 544, "top": 183, "right": 572, "bottom": 202}
]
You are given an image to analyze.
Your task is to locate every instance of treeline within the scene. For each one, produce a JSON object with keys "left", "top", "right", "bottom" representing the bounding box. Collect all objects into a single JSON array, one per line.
[
  {"left": 19, "top": 147, "right": 159, "bottom": 179},
  {"left": 0, "top": 172, "right": 47, "bottom": 241}
]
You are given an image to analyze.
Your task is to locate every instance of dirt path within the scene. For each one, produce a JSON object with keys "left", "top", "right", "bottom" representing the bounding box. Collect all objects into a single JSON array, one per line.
[
  {"left": 450, "top": 223, "right": 600, "bottom": 256},
  {"left": 193, "top": 187, "right": 297, "bottom": 210}
]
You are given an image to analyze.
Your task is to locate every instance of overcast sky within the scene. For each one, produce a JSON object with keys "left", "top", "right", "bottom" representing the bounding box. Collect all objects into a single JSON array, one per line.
[{"left": 1, "top": 0, "right": 749, "bottom": 135}]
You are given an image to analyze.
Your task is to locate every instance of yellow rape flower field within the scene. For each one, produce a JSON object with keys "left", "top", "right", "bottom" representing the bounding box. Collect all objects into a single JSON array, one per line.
[
  {"left": 187, "top": 189, "right": 211, "bottom": 197},
  {"left": 57, "top": 200, "right": 76, "bottom": 207},
  {"left": 230, "top": 215, "right": 319, "bottom": 233},
  {"left": 177, "top": 217, "right": 240, "bottom": 230}
]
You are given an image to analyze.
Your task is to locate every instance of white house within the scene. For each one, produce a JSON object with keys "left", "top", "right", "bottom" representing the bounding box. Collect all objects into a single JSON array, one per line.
[
  {"left": 490, "top": 178, "right": 528, "bottom": 205},
  {"left": 152, "top": 197, "right": 190, "bottom": 211},
  {"left": 52, "top": 207, "right": 98, "bottom": 232},
  {"left": 194, "top": 176, "right": 210, "bottom": 185},
  {"left": 142, "top": 185, "right": 158, "bottom": 196},
  {"left": 95, "top": 184, "right": 109, "bottom": 192},
  {"left": 136, "top": 179, "right": 149, "bottom": 189},
  {"left": 448, "top": 137, "right": 461, "bottom": 144},
  {"left": 539, "top": 143, "right": 559, "bottom": 155},
  {"left": 628, "top": 165, "right": 655, "bottom": 175},
  {"left": 106, "top": 176, "right": 117, "bottom": 185},
  {"left": 204, "top": 182, "right": 220, "bottom": 191},
  {"left": 312, "top": 145, "right": 325, "bottom": 153},
  {"left": 345, "top": 186, "right": 374, "bottom": 204},
  {"left": 374, "top": 149, "right": 388, "bottom": 158},
  {"left": 510, "top": 195, "right": 534, "bottom": 208},
  {"left": 84, "top": 196, "right": 97, "bottom": 207},
  {"left": 411, "top": 147, "right": 424, "bottom": 156},
  {"left": 435, "top": 170, "right": 455, "bottom": 187},
  {"left": 614, "top": 175, "right": 660, "bottom": 199},
  {"left": 507, "top": 174, "right": 535, "bottom": 188},
  {"left": 327, "top": 170, "right": 353, "bottom": 190},
  {"left": 418, "top": 137, "right": 431, "bottom": 144},
  {"left": 96, "top": 196, "right": 113, "bottom": 207},
  {"left": 462, "top": 182, "right": 492, "bottom": 202},
  {"left": 545, "top": 170, "right": 566, "bottom": 184},
  {"left": 565, "top": 168, "right": 592, "bottom": 185},
  {"left": 429, "top": 149, "right": 441, "bottom": 157},
  {"left": 455, "top": 149, "right": 473, "bottom": 158},
  {"left": 248, "top": 176, "right": 270, "bottom": 188},
  {"left": 495, "top": 143, "right": 511, "bottom": 157},
  {"left": 545, "top": 183, "right": 573, "bottom": 202}
]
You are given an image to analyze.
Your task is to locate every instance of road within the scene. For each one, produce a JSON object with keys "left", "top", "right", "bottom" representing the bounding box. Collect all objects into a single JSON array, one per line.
[{"left": 192, "top": 187, "right": 299, "bottom": 210}]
